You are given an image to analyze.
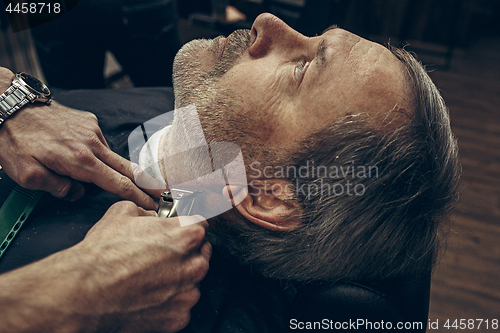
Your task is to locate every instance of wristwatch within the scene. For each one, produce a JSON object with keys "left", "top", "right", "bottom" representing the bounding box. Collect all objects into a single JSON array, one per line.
[{"left": 0, "top": 72, "right": 51, "bottom": 126}]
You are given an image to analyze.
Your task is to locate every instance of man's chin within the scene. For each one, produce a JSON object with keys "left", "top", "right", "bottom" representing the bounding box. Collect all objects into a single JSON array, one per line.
[{"left": 172, "top": 37, "right": 222, "bottom": 98}]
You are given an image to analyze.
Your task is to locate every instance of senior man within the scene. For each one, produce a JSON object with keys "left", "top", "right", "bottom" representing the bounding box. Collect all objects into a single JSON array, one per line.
[
  {"left": 163, "top": 12, "right": 460, "bottom": 283},
  {"left": 0, "top": 13, "right": 459, "bottom": 332}
]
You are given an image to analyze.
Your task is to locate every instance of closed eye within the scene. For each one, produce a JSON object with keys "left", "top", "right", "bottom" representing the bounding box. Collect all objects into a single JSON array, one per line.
[{"left": 294, "top": 60, "right": 309, "bottom": 84}]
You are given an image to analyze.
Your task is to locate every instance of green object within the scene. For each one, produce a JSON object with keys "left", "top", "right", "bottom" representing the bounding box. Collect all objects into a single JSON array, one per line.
[{"left": 0, "top": 186, "right": 43, "bottom": 260}]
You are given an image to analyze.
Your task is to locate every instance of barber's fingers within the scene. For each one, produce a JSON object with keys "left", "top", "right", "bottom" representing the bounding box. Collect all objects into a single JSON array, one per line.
[
  {"left": 200, "top": 240, "right": 212, "bottom": 261},
  {"left": 169, "top": 216, "right": 209, "bottom": 252},
  {"left": 177, "top": 215, "right": 209, "bottom": 230},
  {"left": 80, "top": 110, "right": 110, "bottom": 150},
  {"left": 104, "top": 201, "right": 157, "bottom": 218},
  {"left": 85, "top": 201, "right": 156, "bottom": 237},
  {"left": 129, "top": 162, "right": 167, "bottom": 199},
  {"left": 94, "top": 148, "right": 166, "bottom": 205},
  {"left": 44, "top": 174, "right": 85, "bottom": 202},
  {"left": 22, "top": 153, "right": 157, "bottom": 210},
  {"left": 93, "top": 123, "right": 110, "bottom": 149},
  {"left": 72, "top": 153, "right": 157, "bottom": 210},
  {"left": 7, "top": 157, "right": 86, "bottom": 201}
]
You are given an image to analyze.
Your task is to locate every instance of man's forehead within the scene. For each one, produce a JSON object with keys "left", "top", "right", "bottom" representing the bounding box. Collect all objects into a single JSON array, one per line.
[
  {"left": 320, "top": 27, "right": 401, "bottom": 64},
  {"left": 297, "top": 29, "right": 409, "bottom": 129}
]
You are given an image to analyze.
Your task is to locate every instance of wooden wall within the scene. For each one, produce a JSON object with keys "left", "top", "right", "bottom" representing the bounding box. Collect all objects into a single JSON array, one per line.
[{"left": 427, "top": 37, "right": 500, "bottom": 331}]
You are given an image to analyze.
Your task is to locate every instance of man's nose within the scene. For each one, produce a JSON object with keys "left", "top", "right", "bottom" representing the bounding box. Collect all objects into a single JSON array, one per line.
[{"left": 248, "top": 13, "right": 308, "bottom": 58}]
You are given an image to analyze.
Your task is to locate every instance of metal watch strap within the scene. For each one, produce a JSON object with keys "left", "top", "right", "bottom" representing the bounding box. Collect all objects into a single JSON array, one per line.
[
  {"left": 0, "top": 85, "right": 32, "bottom": 125},
  {"left": 0, "top": 186, "right": 43, "bottom": 261}
]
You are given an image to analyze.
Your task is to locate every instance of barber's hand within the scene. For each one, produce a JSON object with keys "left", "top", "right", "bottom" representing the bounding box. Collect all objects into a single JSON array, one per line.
[
  {"left": 76, "top": 201, "right": 211, "bottom": 332},
  {"left": 0, "top": 68, "right": 158, "bottom": 209},
  {"left": 0, "top": 201, "right": 211, "bottom": 333}
]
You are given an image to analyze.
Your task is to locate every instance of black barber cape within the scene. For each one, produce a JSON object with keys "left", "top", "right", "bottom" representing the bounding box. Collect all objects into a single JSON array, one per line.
[{"left": 0, "top": 88, "right": 292, "bottom": 333}]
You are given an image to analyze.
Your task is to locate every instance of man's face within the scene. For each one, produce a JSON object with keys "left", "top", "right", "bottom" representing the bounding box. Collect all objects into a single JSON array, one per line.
[{"left": 172, "top": 13, "right": 409, "bottom": 150}]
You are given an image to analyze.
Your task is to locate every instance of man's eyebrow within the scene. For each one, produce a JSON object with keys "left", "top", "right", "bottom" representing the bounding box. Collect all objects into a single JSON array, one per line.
[
  {"left": 316, "top": 39, "right": 328, "bottom": 68},
  {"left": 315, "top": 25, "right": 338, "bottom": 68}
]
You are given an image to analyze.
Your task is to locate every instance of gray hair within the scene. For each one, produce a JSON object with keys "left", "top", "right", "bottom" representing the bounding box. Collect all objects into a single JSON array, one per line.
[{"left": 211, "top": 46, "right": 461, "bottom": 283}]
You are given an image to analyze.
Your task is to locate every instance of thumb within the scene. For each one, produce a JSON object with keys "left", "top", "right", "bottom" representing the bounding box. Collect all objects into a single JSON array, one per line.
[
  {"left": 35, "top": 167, "right": 86, "bottom": 201},
  {"left": 59, "top": 180, "right": 86, "bottom": 202}
]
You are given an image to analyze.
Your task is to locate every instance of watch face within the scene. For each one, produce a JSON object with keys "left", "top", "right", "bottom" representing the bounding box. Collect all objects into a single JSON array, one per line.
[{"left": 19, "top": 73, "right": 50, "bottom": 95}]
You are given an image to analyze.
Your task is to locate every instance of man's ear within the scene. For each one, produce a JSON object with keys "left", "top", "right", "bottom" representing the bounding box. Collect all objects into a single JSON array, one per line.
[{"left": 225, "top": 179, "right": 302, "bottom": 231}]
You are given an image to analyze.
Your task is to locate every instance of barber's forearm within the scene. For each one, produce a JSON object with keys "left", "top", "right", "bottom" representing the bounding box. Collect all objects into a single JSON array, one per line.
[
  {"left": 0, "top": 68, "right": 90, "bottom": 331},
  {"left": 0, "top": 248, "right": 99, "bottom": 333}
]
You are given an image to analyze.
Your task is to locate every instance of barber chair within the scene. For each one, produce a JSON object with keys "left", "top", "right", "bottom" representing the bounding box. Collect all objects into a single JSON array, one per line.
[{"left": 290, "top": 273, "right": 430, "bottom": 332}]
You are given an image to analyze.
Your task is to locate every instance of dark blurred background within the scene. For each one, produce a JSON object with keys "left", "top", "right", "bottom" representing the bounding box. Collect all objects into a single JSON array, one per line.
[
  {"left": 1, "top": 0, "right": 499, "bottom": 330},
  {"left": 1, "top": 0, "right": 500, "bottom": 86},
  {"left": 177, "top": 0, "right": 500, "bottom": 72}
]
